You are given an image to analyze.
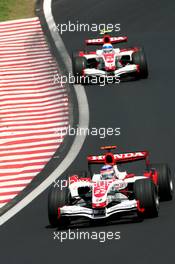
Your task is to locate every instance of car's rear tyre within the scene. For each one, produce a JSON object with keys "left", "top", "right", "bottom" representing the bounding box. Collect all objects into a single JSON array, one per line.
[
  {"left": 150, "top": 163, "right": 174, "bottom": 201},
  {"left": 48, "top": 183, "right": 70, "bottom": 228},
  {"left": 72, "top": 56, "right": 87, "bottom": 83},
  {"left": 132, "top": 48, "right": 148, "bottom": 79},
  {"left": 134, "top": 179, "right": 159, "bottom": 218}
]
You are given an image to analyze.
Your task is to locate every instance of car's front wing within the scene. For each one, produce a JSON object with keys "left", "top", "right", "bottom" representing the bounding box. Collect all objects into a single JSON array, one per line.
[
  {"left": 83, "top": 64, "right": 138, "bottom": 78},
  {"left": 60, "top": 200, "right": 137, "bottom": 220}
]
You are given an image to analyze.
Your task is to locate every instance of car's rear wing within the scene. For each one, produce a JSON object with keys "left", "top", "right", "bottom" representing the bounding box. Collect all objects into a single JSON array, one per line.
[
  {"left": 87, "top": 151, "right": 150, "bottom": 166},
  {"left": 85, "top": 35, "right": 128, "bottom": 45}
]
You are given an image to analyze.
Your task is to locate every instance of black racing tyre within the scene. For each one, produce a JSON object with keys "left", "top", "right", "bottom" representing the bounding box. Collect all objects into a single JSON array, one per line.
[
  {"left": 48, "top": 183, "right": 70, "bottom": 228},
  {"left": 72, "top": 56, "right": 87, "bottom": 83},
  {"left": 150, "top": 163, "right": 174, "bottom": 201},
  {"left": 132, "top": 48, "right": 148, "bottom": 79},
  {"left": 134, "top": 179, "right": 159, "bottom": 218}
]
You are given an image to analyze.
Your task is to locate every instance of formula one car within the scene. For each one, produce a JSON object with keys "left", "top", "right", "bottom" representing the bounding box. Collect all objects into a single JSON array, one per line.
[
  {"left": 72, "top": 32, "right": 148, "bottom": 83},
  {"left": 48, "top": 146, "right": 173, "bottom": 228}
]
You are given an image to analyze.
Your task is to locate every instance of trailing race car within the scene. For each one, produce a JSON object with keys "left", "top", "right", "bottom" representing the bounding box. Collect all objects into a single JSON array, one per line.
[
  {"left": 48, "top": 146, "right": 173, "bottom": 228},
  {"left": 72, "top": 31, "right": 148, "bottom": 83}
]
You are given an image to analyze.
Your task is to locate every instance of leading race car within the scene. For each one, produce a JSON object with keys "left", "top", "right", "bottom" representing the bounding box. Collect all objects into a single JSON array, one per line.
[
  {"left": 72, "top": 31, "right": 148, "bottom": 84},
  {"left": 48, "top": 146, "right": 173, "bottom": 228}
]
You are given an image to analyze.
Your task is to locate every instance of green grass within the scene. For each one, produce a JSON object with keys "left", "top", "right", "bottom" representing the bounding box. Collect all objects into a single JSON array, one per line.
[{"left": 0, "top": 0, "right": 35, "bottom": 22}]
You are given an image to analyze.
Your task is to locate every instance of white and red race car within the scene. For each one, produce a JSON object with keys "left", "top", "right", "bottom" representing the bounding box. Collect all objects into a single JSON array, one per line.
[
  {"left": 72, "top": 33, "right": 148, "bottom": 83},
  {"left": 48, "top": 146, "right": 173, "bottom": 228}
]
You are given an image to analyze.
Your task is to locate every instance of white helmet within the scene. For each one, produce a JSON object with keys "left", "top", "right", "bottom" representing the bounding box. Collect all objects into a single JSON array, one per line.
[
  {"left": 100, "top": 165, "right": 115, "bottom": 180},
  {"left": 102, "top": 43, "right": 113, "bottom": 53}
]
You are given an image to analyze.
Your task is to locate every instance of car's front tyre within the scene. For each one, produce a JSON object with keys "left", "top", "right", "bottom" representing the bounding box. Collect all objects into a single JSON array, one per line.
[
  {"left": 72, "top": 56, "right": 87, "bottom": 83},
  {"left": 48, "top": 182, "right": 70, "bottom": 228},
  {"left": 134, "top": 179, "right": 159, "bottom": 218},
  {"left": 132, "top": 48, "right": 148, "bottom": 79}
]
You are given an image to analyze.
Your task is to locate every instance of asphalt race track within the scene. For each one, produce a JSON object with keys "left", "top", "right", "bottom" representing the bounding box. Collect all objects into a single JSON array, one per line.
[{"left": 1, "top": 0, "right": 175, "bottom": 263}]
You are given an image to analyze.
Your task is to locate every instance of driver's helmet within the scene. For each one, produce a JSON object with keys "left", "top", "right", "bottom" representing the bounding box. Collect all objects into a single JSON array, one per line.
[
  {"left": 102, "top": 43, "right": 114, "bottom": 54},
  {"left": 100, "top": 165, "right": 115, "bottom": 180}
]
